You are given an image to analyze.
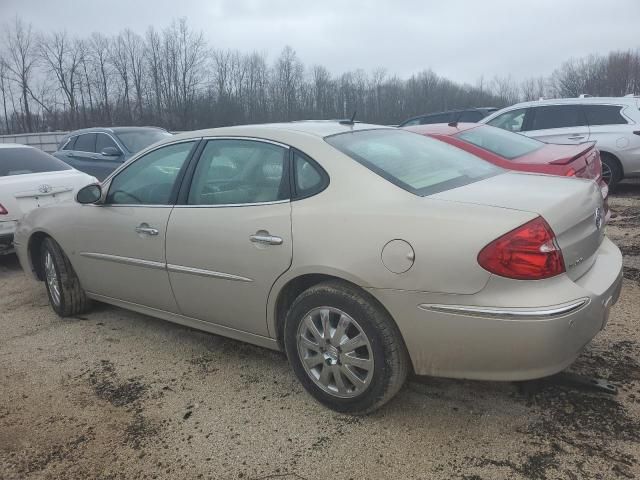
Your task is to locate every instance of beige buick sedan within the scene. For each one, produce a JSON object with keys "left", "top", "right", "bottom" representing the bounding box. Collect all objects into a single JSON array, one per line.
[{"left": 15, "top": 121, "right": 623, "bottom": 414}]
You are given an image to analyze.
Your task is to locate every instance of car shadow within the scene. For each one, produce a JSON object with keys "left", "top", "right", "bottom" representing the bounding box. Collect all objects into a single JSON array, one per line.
[
  {"left": 0, "top": 253, "right": 21, "bottom": 274},
  {"left": 613, "top": 179, "right": 640, "bottom": 197}
]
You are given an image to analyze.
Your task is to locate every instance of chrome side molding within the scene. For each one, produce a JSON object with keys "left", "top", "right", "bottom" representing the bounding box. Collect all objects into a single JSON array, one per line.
[{"left": 419, "top": 298, "right": 590, "bottom": 320}]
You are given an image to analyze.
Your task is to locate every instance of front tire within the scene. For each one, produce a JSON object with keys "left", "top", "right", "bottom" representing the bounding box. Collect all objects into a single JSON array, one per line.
[
  {"left": 284, "top": 281, "right": 409, "bottom": 414},
  {"left": 41, "top": 237, "right": 91, "bottom": 317}
]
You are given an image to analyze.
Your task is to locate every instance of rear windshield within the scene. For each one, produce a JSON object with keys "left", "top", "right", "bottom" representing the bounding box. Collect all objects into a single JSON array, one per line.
[
  {"left": 455, "top": 126, "right": 543, "bottom": 160},
  {"left": 116, "top": 129, "right": 171, "bottom": 153},
  {"left": 0, "top": 147, "right": 72, "bottom": 176},
  {"left": 325, "top": 129, "right": 501, "bottom": 196}
]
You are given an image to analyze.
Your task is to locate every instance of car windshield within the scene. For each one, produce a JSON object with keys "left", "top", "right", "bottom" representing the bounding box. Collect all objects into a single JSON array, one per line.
[
  {"left": 115, "top": 129, "right": 171, "bottom": 153},
  {"left": 455, "top": 126, "right": 543, "bottom": 159},
  {"left": 326, "top": 129, "right": 501, "bottom": 196},
  {"left": 0, "top": 147, "right": 72, "bottom": 176}
]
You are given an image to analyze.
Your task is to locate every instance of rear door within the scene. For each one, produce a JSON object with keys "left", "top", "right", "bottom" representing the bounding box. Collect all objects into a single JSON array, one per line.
[
  {"left": 524, "top": 105, "right": 590, "bottom": 144},
  {"left": 165, "top": 138, "right": 293, "bottom": 336}
]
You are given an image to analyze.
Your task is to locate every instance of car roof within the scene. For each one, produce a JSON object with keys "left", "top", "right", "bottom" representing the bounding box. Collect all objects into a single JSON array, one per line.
[
  {"left": 404, "top": 122, "right": 481, "bottom": 136},
  {"left": 169, "top": 121, "right": 393, "bottom": 142},
  {"left": 504, "top": 96, "right": 640, "bottom": 109},
  {"left": 63, "top": 126, "right": 167, "bottom": 136}
]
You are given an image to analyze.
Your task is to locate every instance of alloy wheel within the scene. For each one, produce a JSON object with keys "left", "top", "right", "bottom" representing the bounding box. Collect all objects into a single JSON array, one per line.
[
  {"left": 44, "top": 251, "right": 61, "bottom": 307},
  {"left": 296, "top": 307, "right": 374, "bottom": 398}
]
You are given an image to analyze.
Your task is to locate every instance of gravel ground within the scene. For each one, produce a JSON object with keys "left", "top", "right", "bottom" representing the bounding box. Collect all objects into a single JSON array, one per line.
[{"left": 1, "top": 182, "right": 639, "bottom": 480}]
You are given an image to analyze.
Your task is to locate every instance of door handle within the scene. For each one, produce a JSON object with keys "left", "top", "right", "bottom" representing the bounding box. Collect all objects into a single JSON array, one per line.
[
  {"left": 135, "top": 224, "right": 159, "bottom": 236},
  {"left": 249, "top": 232, "right": 283, "bottom": 245},
  {"left": 567, "top": 135, "right": 585, "bottom": 140}
]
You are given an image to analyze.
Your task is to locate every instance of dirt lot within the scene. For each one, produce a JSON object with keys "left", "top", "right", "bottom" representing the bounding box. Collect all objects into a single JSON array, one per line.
[{"left": 1, "top": 183, "right": 639, "bottom": 480}]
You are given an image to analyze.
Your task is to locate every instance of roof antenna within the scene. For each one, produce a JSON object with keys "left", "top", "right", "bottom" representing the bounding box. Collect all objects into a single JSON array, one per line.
[
  {"left": 339, "top": 111, "right": 357, "bottom": 126},
  {"left": 448, "top": 109, "right": 465, "bottom": 128}
]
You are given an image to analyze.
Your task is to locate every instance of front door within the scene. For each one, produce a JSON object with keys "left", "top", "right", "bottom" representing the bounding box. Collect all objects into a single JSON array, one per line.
[
  {"left": 71, "top": 140, "right": 198, "bottom": 312},
  {"left": 166, "top": 138, "right": 293, "bottom": 336}
]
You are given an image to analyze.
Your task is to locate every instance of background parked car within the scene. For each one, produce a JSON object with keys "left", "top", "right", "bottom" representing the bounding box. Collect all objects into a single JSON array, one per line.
[
  {"left": 405, "top": 122, "right": 607, "bottom": 197},
  {"left": 0, "top": 144, "right": 96, "bottom": 255},
  {"left": 481, "top": 96, "right": 640, "bottom": 189},
  {"left": 53, "top": 126, "right": 172, "bottom": 180},
  {"left": 399, "top": 107, "right": 498, "bottom": 127}
]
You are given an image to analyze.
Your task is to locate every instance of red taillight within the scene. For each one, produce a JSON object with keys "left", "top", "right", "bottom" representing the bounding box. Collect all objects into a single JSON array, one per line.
[
  {"left": 565, "top": 168, "right": 576, "bottom": 177},
  {"left": 477, "top": 217, "right": 565, "bottom": 280},
  {"left": 0, "top": 203, "right": 7, "bottom": 215}
]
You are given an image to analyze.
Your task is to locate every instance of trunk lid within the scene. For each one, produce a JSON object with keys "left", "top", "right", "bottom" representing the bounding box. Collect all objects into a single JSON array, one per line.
[
  {"left": 0, "top": 170, "right": 94, "bottom": 221},
  {"left": 431, "top": 172, "right": 605, "bottom": 281},
  {"left": 516, "top": 142, "right": 601, "bottom": 181}
]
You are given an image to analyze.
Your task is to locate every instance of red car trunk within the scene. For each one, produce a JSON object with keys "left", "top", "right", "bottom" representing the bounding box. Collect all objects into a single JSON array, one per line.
[{"left": 406, "top": 122, "right": 609, "bottom": 220}]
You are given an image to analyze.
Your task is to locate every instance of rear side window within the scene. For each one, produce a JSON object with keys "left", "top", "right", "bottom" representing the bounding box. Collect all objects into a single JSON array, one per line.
[
  {"left": 530, "top": 105, "right": 586, "bottom": 130},
  {"left": 420, "top": 113, "right": 451, "bottom": 124},
  {"left": 0, "top": 147, "right": 72, "bottom": 176},
  {"left": 96, "top": 133, "right": 119, "bottom": 153},
  {"left": 584, "top": 105, "right": 628, "bottom": 125},
  {"left": 326, "top": 129, "right": 500, "bottom": 196},
  {"left": 187, "top": 139, "right": 289, "bottom": 206},
  {"left": 486, "top": 108, "right": 527, "bottom": 132},
  {"left": 456, "top": 126, "right": 543, "bottom": 159},
  {"left": 293, "top": 150, "right": 327, "bottom": 198},
  {"left": 458, "top": 111, "right": 484, "bottom": 122},
  {"left": 74, "top": 133, "right": 97, "bottom": 153}
]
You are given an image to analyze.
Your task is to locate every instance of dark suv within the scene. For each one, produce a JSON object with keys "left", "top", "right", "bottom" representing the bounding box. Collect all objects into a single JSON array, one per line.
[
  {"left": 398, "top": 107, "right": 498, "bottom": 127},
  {"left": 54, "top": 126, "right": 172, "bottom": 180}
]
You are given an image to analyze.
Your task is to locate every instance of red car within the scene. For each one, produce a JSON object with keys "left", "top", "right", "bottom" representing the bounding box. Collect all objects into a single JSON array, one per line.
[{"left": 405, "top": 123, "right": 607, "bottom": 200}]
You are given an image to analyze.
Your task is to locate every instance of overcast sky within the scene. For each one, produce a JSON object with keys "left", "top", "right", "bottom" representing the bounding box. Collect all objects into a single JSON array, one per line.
[{"left": 2, "top": 0, "right": 639, "bottom": 83}]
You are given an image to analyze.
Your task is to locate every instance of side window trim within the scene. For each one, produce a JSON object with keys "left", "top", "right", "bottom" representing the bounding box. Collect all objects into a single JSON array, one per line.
[
  {"left": 177, "top": 136, "right": 292, "bottom": 208},
  {"left": 104, "top": 139, "right": 201, "bottom": 207}
]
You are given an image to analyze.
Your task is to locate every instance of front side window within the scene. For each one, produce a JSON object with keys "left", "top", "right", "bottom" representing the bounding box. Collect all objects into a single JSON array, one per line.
[
  {"left": 486, "top": 108, "right": 527, "bottom": 132},
  {"left": 107, "top": 141, "right": 195, "bottom": 205},
  {"left": 0, "top": 147, "right": 71, "bottom": 176},
  {"left": 62, "top": 136, "right": 77, "bottom": 151},
  {"left": 455, "top": 126, "right": 543, "bottom": 159},
  {"left": 530, "top": 105, "right": 586, "bottom": 130},
  {"left": 326, "top": 129, "right": 500, "bottom": 196},
  {"left": 74, "top": 133, "right": 97, "bottom": 153},
  {"left": 188, "top": 139, "right": 288, "bottom": 205},
  {"left": 584, "top": 105, "right": 628, "bottom": 126}
]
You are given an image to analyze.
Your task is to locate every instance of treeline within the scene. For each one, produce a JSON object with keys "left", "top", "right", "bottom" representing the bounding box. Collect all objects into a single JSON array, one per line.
[{"left": 0, "top": 16, "right": 639, "bottom": 135}]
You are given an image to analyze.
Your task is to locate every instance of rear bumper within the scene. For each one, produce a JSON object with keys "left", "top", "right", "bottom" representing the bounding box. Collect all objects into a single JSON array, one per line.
[
  {"left": 369, "top": 237, "right": 623, "bottom": 380},
  {"left": 0, "top": 221, "right": 17, "bottom": 255}
]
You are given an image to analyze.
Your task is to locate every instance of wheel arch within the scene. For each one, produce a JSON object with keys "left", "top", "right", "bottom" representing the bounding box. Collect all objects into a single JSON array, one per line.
[
  {"left": 269, "top": 269, "right": 402, "bottom": 353},
  {"left": 599, "top": 150, "right": 624, "bottom": 177},
  {"left": 27, "top": 230, "right": 52, "bottom": 281}
]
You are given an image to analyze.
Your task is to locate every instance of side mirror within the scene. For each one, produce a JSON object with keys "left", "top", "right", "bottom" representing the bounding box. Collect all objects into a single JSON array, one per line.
[
  {"left": 76, "top": 184, "right": 102, "bottom": 204},
  {"left": 101, "top": 146, "right": 122, "bottom": 157}
]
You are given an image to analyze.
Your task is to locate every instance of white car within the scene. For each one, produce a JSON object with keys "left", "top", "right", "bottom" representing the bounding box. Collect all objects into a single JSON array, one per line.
[
  {"left": 481, "top": 96, "right": 640, "bottom": 189},
  {"left": 0, "top": 144, "right": 97, "bottom": 255}
]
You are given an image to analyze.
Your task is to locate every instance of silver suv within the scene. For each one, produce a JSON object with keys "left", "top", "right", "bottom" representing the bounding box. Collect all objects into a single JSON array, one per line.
[{"left": 481, "top": 96, "right": 640, "bottom": 189}]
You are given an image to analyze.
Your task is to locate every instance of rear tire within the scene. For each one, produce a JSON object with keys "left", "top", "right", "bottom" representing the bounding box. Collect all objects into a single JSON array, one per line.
[
  {"left": 40, "top": 237, "right": 91, "bottom": 317},
  {"left": 601, "top": 153, "right": 622, "bottom": 191},
  {"left": 284, "top": 280, "right": 409, "bottom": 415}
]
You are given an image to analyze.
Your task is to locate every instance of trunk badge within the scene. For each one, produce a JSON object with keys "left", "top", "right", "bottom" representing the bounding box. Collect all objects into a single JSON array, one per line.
[
  {"left": 38, "top": 184, "right": 53, "bottom": 194},
  {"left": 594, "top": 207, "right": 603, "bottom": 231}
]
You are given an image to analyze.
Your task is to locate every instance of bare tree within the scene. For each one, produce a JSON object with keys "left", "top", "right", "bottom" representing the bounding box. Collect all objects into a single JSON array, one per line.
[{"left": 3, "top": 17, "right": 38, "bottom": 132}]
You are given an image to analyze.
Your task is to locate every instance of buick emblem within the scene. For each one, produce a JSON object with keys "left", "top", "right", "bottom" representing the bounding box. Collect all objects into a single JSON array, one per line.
[
  {"left": 38, "top": 184, "right": 53, "bottom": 194},
  {"left": 594, "top": 207, "right": 603, "bottom": 231}
]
